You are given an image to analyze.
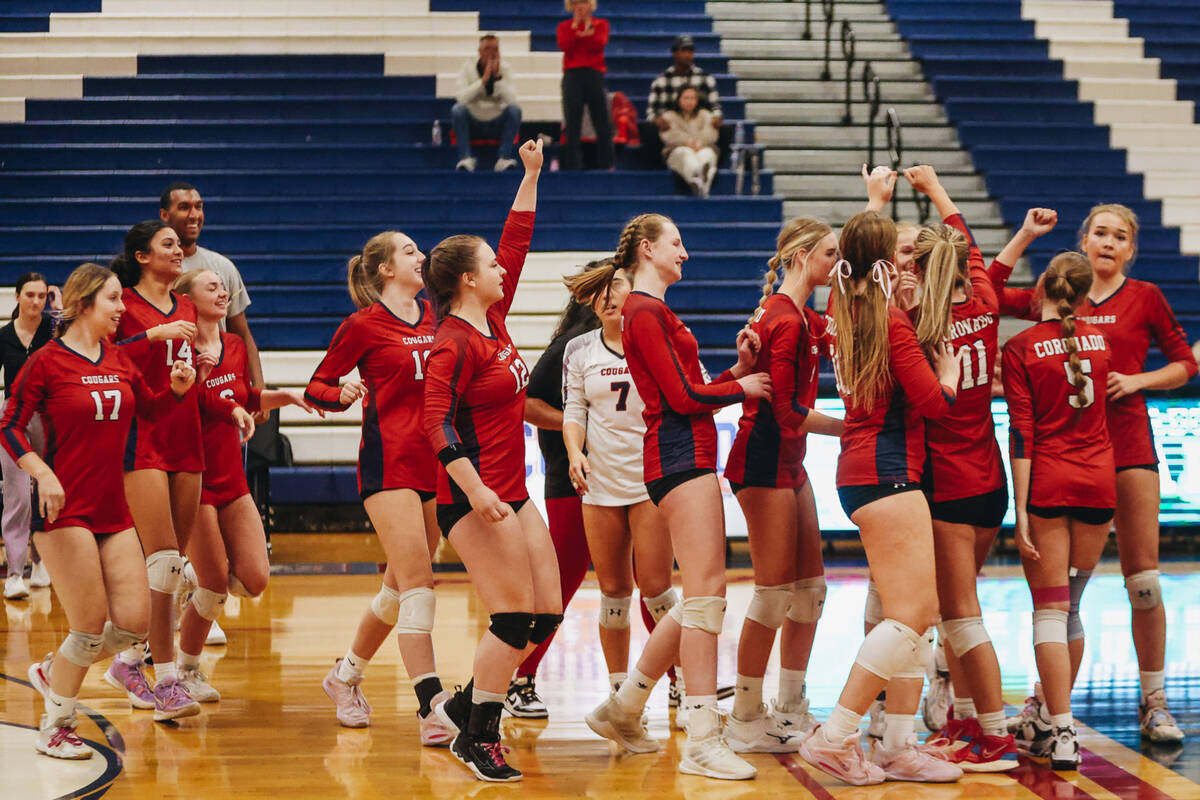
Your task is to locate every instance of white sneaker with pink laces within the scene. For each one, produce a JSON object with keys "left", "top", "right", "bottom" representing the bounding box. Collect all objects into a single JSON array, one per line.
[
  {"left": 420, "top": 690, "right": 455, "bottom": 747},
  {"left": 323, "top": 660, "right": 371, "bottom": 728},
  {"left": 871, "top": 736, "right": 964, "bottom": 782},
  {"left": 798, "top": 726, "right": 885, "bottom": 786}
]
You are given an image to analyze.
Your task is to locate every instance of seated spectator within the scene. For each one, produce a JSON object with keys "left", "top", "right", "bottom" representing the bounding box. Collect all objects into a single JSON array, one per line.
[
  {"left": 557, "top": 0, "right": 614, "bottom": 171},
  {"left": 453, "top": 34, "right": 523, "bottom": 172},
  {"left": 647, "top": 35, "right": 723, "bottom": 133},
  {"left": 660, "top": 88, "right": 718, "bottom": 197}
]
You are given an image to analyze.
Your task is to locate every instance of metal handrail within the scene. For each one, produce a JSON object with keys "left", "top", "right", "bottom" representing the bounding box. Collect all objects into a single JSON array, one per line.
[
  {"left": 802, "top": 0, "right": 813, "bottom": 39},
  {"left": 840, "top": 20, "right": 857, "bottom": 125},
  {"left": 818, "top": 0, "right": 835, "bottom": 80},
  {"left": 862, "top": 61, "right": 881, "bottom": 166},
  {"left": 886, "top": 107, "right": 903, "bottom": 220}
]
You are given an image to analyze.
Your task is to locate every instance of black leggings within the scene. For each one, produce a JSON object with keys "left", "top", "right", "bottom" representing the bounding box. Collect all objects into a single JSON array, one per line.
[{"left": 562, "top": 67, "right": 614, "bottom": 170}]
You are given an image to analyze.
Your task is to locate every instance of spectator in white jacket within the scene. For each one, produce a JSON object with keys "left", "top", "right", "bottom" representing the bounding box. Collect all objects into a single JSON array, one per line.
[
  {"left": 659, "top": 87, "right": 719, "bottom": 197},
  {"left": 452, "top": 34, "right": 523, "bottom": 172}
]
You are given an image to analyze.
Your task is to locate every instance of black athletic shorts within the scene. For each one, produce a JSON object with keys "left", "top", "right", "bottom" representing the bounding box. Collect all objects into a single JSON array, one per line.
[
  {"left": 837, "top": 482, "right": 921, "bottom": 518},
  {"left": 929, "top": 486, "right": 1008, "bottom": 528},
  {"left": 1026, "top": 504, "right": 1114, "bottom": 526},
  {"left": 361, "top": 487, "right": 436, "bottom": 503},
  {"left": 1116, "top": 463, "right": 1158, "bottom": 474},
  {"left": 437, "top": 497, "right": 528, "bottom": 538},
  {"left": 646, "top": 468, "right": 713, "bottom": 506}
]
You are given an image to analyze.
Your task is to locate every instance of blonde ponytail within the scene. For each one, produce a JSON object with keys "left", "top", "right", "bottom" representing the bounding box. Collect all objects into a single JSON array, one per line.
[
  {"left": 912, "top": 224, "right": 968, "bottom": 353},
  {"left": 1041, "top": 251, "right": 1093, "bottom": 412},
  {"left": 752, "top": 217, "right": 832, "bottom": 323},
  {"left": 347, "top": 231, "right": 403, "bottom": 310}
]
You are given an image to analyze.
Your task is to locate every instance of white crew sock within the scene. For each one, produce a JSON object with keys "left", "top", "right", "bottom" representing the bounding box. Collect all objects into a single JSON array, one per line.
[
  {"left": 733, "top": 674, "right": 764, "bottom": 720},
  {"left": 883, "top": 713, "right": 915, "bottom": 752},
  {"left": 338, "top": 650, "right": 369, "bottom": 683}
]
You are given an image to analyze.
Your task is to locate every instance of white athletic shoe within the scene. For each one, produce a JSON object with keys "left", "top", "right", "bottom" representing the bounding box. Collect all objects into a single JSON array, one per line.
[
  {"left": 799, "top": 726, "right": 885, "bottom": 786},
  {"left": 773, "top": 697, "right": 819, "bottom": 738},
  {"left": 178, "top": 665, "right": 221, "bottom": 703},
  {"left": 206, "top": 619, "right": 227, "bottom": 646},
  {"left": 456, "top": 157, "right": 477, "bottom": 172},
  {"left": 673, "top": 692, "right": 689, "bottom": 731},
  {"left": 922, "top": 670, "right": 952, "bottom": 732},
  {"left": 36, "top": 714, "right": 92, "bottom": 760},
  {"left": 724, "top": 704, "right": 804, "bottom": 753},
  {"left": 866, "top": 698, "right": 887, "bottom": 739},
  {"left": 28, "top": 561, "right": 51, "bottom": 588},
  {"left": 1010, "top": 685, "right": 1054, "bottom": 758},
  {"left": 1139, "top": 690, "right": 1184, "bottom": 743},
  {"left": 679, "top": 706, "right": 756, "bottom": 780},
  {"left": 27, "top": 653, "right": 52, "bottom": 698},
  {"left": 494, "top": 158, "right": 517, "bottom": 172},
  {"left": 585, "top": 695, "right": 659, "bottom": 754},
  {"left": 4, "top": 574, "right": 28, "bottom": 600},
  {"left": 871, "top": 736, "right": 964, "bottom": 782},
  {"left": 1050, "top": 725, "right": 1079, "bottom": 771}
]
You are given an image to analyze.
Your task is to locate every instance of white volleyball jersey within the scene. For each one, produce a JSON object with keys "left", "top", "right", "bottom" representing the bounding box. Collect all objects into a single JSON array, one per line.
[{"left": 562, "top": 329, "right": 650, "bottom": 506}]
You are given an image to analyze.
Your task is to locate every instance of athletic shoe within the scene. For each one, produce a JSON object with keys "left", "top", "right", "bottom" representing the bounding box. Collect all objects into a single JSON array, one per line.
[
  {"left": 1007, "top": 681, "right": 1045, "bottom": 735},
  {"left": 4, "top": 573, "right": 28, "bottom": 600},
  {"left": 871, "top": 737, "right": 964, "bottom": 782},
  {"left": 673, "top": 695, "right": 689, "bottom": 732},
  {"left": 153, "top": 678, "right": 201, "bottom": 722},
  {"left": 420, "top": 690, "right": 455, "bottom": 747},
  {"left": 323, "top": 661, "right": 371, "bottom": 728},
  {"left": 922, "top": 669, "right": 952, "bottom": 732},
  {"left": 1011, "top": 691, "right": 1054, "bottom": 758},
  {"left": 679, "top": 706, "right": 756, "bottom": 779},
  {"left": 866, "top": 698, "right": 887, "bottom": 739},
  {"left": 798, "top": 726, "right": 885, "bottom": 786},
  {"left": 206, "top": 619, "right": 227, "bottom": 647},
  {"left": 504, "top": 676, "right": 547, "bottom": 719},
  {"left": 1050, "top": 725, "right": 1079, "bottom": 771},
  {"left": 1140, "top": 690, "right": 1184, "bottom": 743},
  {"left": 923, "top": 716, "right": 977, "bottom": 760},
  {"left": 178, "top": 665, "right": 220, "bottom": 703},
  {"left": 455, "top": 157, "right": 477, "bottom": 172},
  {"left": 585, "top": 694, "right": 659, "bottom": 754},
  {"left": 494, "top": 158, "right": 517, "bottom": 172},
  {"left": 450, "top": 732, "right": 521, "bottom": 782},
  {"left": 105, "top": 658, "right": 156, "bottom": 710},
  {"left": 29, "top": 561, "right": 51, "bottom": 588},
  {"left": 27, "top": 654, "right": 52, "bottom": 698},
  {"left": 957, "top": 732, "right": 1020, "bottom": 772},
  {"left": 433, "top": 685, "right": 469, "bottom": 737},
  {"left": 36, "top": 714, "right": 92, "bottom": 759},
  {"left": 724, "top": 704, "right": 803, "bottom": 753},
  {"left": 773, "top": 697, "right": 819, "bottom": 737}
]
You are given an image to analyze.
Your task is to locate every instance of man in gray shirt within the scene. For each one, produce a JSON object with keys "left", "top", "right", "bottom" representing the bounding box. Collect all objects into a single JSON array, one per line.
[
  {"left": 160, "top": 182, "right": 266, "bottom": 415},
  {"left": 452, "top": 34, "right": 522, "bottom": 173}
]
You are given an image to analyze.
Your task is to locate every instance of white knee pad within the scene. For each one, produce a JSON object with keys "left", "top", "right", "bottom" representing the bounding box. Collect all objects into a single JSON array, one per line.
[
  {"left": 370, "top": 584, "right": 403, "bottom": 626},
  {"left": 146, "top": 549, "right": 184, "bottom": 594},
  {"left": 228, "top": 573, "right": 257, "bottom": 598},
  {"left": 60, "top": 630, "right": 104, "bottom": 668},
  {"left": 101, "top": 622, "right": 145, "bottom": 655},
  {"left": 643, "top": 588, "right": 679, "bottom": 623},
  {"left": 942, "top": 616, "right": 991, "bottom": 658},
  {"left": 787, "top": 576, "right": 827, "bottom": 624},
  {"left": 191, "top": 587, "right": 227, "bottom": 622},
  {"left": 894, "top": 626, "right": 934, "bottom": 679},
  {"left": 854, "top": 618, "right": 923, "bottom": 681},
  {"left": 864, "top": 578, "right": 883, "bottom": 626},
  {"left": 746, "top": 583, "right": 793, "bottom": 629},
  {"left": 394, "top": 587, "right": 437, "bottom": 635},
  {"left": 680, "top": 596, "right": 726, "bottom": 634},
  {"left": 600, "top": 594, "right": 632, "bottom": 630},
  {"left": 668, "top": 602, "right": 683, "bottom": 625},
  {"left": 1032, "top": 609, "right": 1068, "bottom": 647},
  {"left": 1125, "top": 570, "right": 1162, "bottom": 611}
]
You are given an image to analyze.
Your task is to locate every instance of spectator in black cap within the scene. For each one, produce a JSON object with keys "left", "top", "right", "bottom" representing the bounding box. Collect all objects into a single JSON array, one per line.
[{"left": 647, "top": 35, "right": 723, "bottom": 132}]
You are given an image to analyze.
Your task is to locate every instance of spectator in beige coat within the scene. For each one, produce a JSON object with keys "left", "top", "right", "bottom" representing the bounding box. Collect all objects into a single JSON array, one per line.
[{"left": 660, "top": 88, "right": 719, "bottom": 197}]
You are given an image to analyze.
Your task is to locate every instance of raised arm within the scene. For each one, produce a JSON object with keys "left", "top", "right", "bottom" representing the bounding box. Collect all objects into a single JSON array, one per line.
[{"left": 904, "top": 164, "right": 959, "bottom": 220}]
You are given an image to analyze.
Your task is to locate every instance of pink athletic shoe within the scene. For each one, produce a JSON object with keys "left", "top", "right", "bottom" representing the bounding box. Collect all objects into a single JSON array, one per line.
[
  {"left": 872, "top": 737, "right": 964, "bottom": 782},
  {"left": 420, "top": 690, "right": 455, "bottom": 747},
  {"left": 153, "top": 678, "right": 201, "bottom": 722},
  {"left": 323, "top": 661, "right": 371, "bottom": 728},
  {"left": 104, "top": 658, "right": 155, "bottom": 710},
  {"left": 798, "top": 726, "right": 885, "bottom": 786}
]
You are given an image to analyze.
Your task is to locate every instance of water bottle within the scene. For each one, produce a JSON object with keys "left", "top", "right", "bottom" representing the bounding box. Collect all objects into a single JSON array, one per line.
[
  {"left": 431, "top": 120, "right": 442, "bottom": 147},
  {"left": 730, "top": 120, "right": 745, "bottom": 171},
  {"left": 733, "top": 120, "right": 745, "bottom": 147},
  {"left": 549, "top": 156, "right": 560, "bottom": 172}
]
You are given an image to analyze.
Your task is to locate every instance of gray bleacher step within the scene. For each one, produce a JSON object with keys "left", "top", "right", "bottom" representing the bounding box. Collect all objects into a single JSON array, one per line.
[
  {"left": 714, "top": 20, "right": 899, "bottom": 39},
  {"left": 730, "top": 59, "right": 923, "bottom": 81},
  {"left": 768, "top": 147, "right": 974, "bottom": 172},
  {"left": 756, "top": 124, "right": 960, "bottom": 148},
  {"left": 739, "top": 80, "right": 932, "bottom": 102},
  {"left": 778, "top": 172, "right": 989, "bottom": 197},
  {"left": 785, "top": 197, "right": 1000, "bottom": 222},
  {"left": 709, "top": 1, "right": 892, "bottom": 22},
  {"left": 748, "top": 101, "right": 947, "bottom": 124},
  {"left": 722, "top": 39, "right": 912, "bottom": 59}
]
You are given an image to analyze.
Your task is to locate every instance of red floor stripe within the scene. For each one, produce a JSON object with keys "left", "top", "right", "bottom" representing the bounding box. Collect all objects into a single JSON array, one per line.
[
  {"left": 1011, "top": 757, "right": 1097, "bottom": 799},
  {"left": 1080, "top": 748, "right": 1179, "bottom": 800},
  {"left": 776, "top": 754, "right": 840, "bottom": 800}
]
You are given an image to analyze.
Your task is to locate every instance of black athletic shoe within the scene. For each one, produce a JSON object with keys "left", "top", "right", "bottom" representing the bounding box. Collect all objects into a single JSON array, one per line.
[
  {"left": 450, "top": 732, "right": 522, "bottom": 782},
  {"left": 504, "top": 676, "right": 548, "bottom": 719},
  {"left": 433, "top": 685, "right": 470, "bottom": 736}
]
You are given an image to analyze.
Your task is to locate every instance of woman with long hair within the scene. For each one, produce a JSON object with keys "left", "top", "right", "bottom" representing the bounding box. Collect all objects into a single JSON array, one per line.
[
  {"left": 422, "top": 139, "right": 558, "bottom": 782},
  {"left": 1001, "top": 252, "right": 1115, "bottom": 769},
  {"left": 584, "top": 212, "right": 770, "bottom": 781},
  {"left": 797, "top": 210, "right": 962, "bottom": 785},
  {"left": 4, "top": 263, "right": 194, "bottom": 757},
  {"left": 721, "top": 218, "right": 842, "bottom": 753},
  {"left": 104, "top": 220, "right": 251, "bottom": 721},
  {"left": 1, "top": 272, "right": 54, "bottom": 599},
  {"left": 304, "top": 229, "right": 454, "bottom": 743}
]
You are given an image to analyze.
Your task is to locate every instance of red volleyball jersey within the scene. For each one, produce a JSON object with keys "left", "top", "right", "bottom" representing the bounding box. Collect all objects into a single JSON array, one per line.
[
  {"left": 424, "top": 210, "right": 534, "bottom": 504},
  {"left": 199, "top": 333, "right": 261, "bottom": 508},
  {"left": 114, "top": 288, "right": 204, "bottom": 473},
  {"left": 0, "top": 340, "right": 178, "bottom": 533},
  {"left": 1001, "top": 319, "right": 1115, "bottom": 509},
  {"left": 307, "top": 300, "right": 438, "bottom": 497},
  {"left": 834, "top": 307, "right": 957, "bottom": 488},
  {"left": 724, "top": 294, "right": 825, "bottom": 489},
  {"left": 621, "top": 291, "right": 745, "bottom": 484},
  {"left": 923, "top": 214, "right": 1006, "bottom": 502}
]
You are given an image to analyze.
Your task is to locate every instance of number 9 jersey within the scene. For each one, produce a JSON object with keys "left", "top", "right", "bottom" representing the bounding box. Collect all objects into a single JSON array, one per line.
[{"left": 114, "top": 288, "right": 204, "bottom": 473}]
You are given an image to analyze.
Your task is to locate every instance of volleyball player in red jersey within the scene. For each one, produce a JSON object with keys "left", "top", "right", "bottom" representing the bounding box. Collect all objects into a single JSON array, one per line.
[
  {"left": 797, "top": 210, "right": 962, "bottom": 785},
  {"left": 3, "top": 263, "right": 195, "bottom": 758},
  {"left": 992, "top": 204, "right": 1195, "bottom": 742},
  {"left": 303, "top": 230, "right": 456, "bottom": 743},
  {"left": 1001, "top": 252, "right": 1115, "bottom": 770},
  {"left": 420, "top": 140, "right": 558, "bottom": 782},
  {"left": 102, "top": 220, "right": 250, "bottom": 720},
  {"left": 722, "top": 218, "right": 842, "bottom": 754},
  {"left": 584, "top": 213, "right": 770, "bottom": 781},
  {"left": 170, "top": 269, "right": 311, "bottom": 703}
]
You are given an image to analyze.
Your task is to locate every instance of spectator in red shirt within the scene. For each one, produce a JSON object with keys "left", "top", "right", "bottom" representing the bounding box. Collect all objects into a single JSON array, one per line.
[{"left": 557, "top": 0, "right": 614, "bottom": 171}]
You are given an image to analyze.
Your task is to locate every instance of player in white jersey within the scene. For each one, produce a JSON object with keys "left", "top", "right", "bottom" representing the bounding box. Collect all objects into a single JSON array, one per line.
[{"left": 562, "top": 263, "right": 680, "bottom": 700}]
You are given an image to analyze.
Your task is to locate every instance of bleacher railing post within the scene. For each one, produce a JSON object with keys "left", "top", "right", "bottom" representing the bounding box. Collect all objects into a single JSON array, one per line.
[
  {"left": 886, "top": 107, "right": 902, "bottom": 221},
  {"left": 802, "top": 0, "right": 813, "bottom": 39},
  {"left": 863, "top": 61, "right": 881, "bottom": 166},
  {"left": 841, "top": 21, "right": 856, "bottom": 125},
  {"left": 819, "top": 0, "right": 835, "bottom": 80}
]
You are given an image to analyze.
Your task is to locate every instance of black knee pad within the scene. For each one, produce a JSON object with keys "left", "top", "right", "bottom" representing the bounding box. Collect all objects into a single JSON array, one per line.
[
  {"left": 529, "top": 613, "right": 564, "bottom": 645},
  {"left": 488, "top": 612, "right": 535, "bottom": 650}
]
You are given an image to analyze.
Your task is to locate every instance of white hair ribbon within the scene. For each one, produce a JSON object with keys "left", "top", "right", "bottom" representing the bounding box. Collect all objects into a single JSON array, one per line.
[
  {"left": 871, "top": 259, "right": 896, "bottom": 300},
  {"left": 833, "top": 259, "right": 853, "bottom": 294}
]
